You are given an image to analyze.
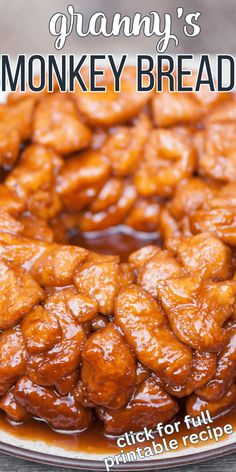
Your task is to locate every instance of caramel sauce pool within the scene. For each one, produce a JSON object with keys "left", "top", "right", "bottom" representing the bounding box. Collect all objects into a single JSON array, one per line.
[
  {"left": 0, "top": 227, "right": 235, "bottom": 456},
  {"left": 70, "top": 226, "right": 161, "bottom": 262},
  {"left": 0, "top": 409, "right": 235, "bottom": 455}
]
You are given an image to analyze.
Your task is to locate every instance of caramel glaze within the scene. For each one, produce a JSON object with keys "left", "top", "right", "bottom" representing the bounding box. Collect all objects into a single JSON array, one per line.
[
  {"left": 0, "top": 408, "right": 235, "bottom": 455},
  {"left": 0, "top": 227, "right": 235, "bottom": 456},
  {"left": 71, "top": 226, "right": 161, "bottom": 262}
]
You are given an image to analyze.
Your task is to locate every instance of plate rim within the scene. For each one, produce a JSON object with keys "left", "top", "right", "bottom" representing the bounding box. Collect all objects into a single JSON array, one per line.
[{"left": 0, "top": 438, "right": 236, "bottom": 470}]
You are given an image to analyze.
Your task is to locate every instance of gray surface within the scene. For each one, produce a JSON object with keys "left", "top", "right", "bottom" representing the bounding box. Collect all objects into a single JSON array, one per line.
[
  {"left": 0, "top": 0, "right": 236, "bottom": 55},
  {"left": 0, "top": 451, "right": 236, "bottom": 472}
]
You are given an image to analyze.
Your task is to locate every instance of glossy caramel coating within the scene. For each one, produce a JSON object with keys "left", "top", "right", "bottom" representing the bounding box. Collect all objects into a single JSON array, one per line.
[
  {"left": 19, "top": 213, "right": 54, "bottom": 242},
  {"left": 0, "top": 232, "right": 88, "bottom": 287},
  {"left": 78, "top": 183, "right": 137, "bottom": 232},
  {"left": 1, "top": 67, "right": 236, "bottom": 435},
  {"left": 170, "top": 233, "right": 232, "bottom": 281},
  {"left": 101, "top": 113, "right": 152, "bottom": 177},
  {"left": 0, "top": 389, "right": 29, "bottom": 422},
  {"left": 207, "top": 95, "right": 236, "bottom": 124},
  {"left": 129, "top": 245, "right": 161, "bottom": 269},
  {"left": 186, "top": 384, "right": 236, "bottom": 418},
  {"left": 0, "top": 185, "right": 25, "bottom": 216},
  {"left": 66, "top": 292, "right": 98, "bottom": 322},
  {"left": 189, "top": 183, "right": 236, "bottom": 246},
  {"left": 196, "top": 323, "right": 236, "bottom": 401},
  {"left": 135, "top": 363, "right": 150, "bottom": 386},
  {"left": 135, "top": 128, "right": 197, "bottom": 197},
  {"left": 33, "top": 93, "right": 91, "bottom": 155},
  {"left": 26, "top": 289, "right": 86, "bottom": 386},
  {"left": 152, "top": 91, "right": 202, "bottom": 128},
  {"left": 90, "top": 314, "right": 108, "bottom": 332},
  {"left": 0, "top": 99, "right": 35, "bottom": 143},
  {"left": 125, "top": 197, "right": 161, "bottom": 233},
  {"left": 21, "top": 306, "right": 62, "bottom": 354},
  {"left": 165, "top": 351, "right": 217, "bottom": 398},
  {"left": 88, "top": 178, "right": 124, "bottom": 213},
  {"left": 157, "top": 276, "right": 236, "bottom": 351},
  {"left": 0, "top": 211, "right": 24, "bottom": 235},
  {"left": 0, "top": 327, "right": 26, "bottom": 396},
  {"left": 0, "top": 259, "right": 44, "bottom": 329},
  {"left": 199, "top": 124, "right": 236, "bottom": 182},
  {"left": 54, "top": 371, "right": 79, "bottom": 397},
  {"left": 74, "top": 258, "right": 131, "bottom": 315},
  {"left": 56, "top": 151, "right": 110, "bottom": 210},
  {"left": 73, "top": 67, "right": 153, "bottom": 128},
  {"left": 98, "top": 377, "right": 179, "bottom": 435},
  {"left": 5, "top": 144, "right": 62, "bottom": 221},
  {"left": 82, "top": 324, "right": 136, "bottom": 409},
  {"left": 169, "top": 178, "right": 218, "bottom": 221},
  {"left": 151, "top": 73, "right": 230, "bottom": 129},
  {"left": 0, "top": 124, "right": 20, "bottom": 168},
  {"left": 190, "top": 208, "right": 236, "bottom": 247},
  {"left": 115, "top": 285, "right": 192, "bottom": 386},
  {"left": 158, "top": 207, "right": 181, "bottom": 240},
  {"left": 14, "top": 376, "right": 91, "bottom": 431},
  {"left": 136, "top": 248, "right": 184, "bottom": 297}
]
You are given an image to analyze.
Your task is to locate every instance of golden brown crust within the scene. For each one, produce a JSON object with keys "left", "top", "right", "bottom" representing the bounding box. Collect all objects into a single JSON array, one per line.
[{"left": 0, "top": 67, "right": 236, "bottom": 434}]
